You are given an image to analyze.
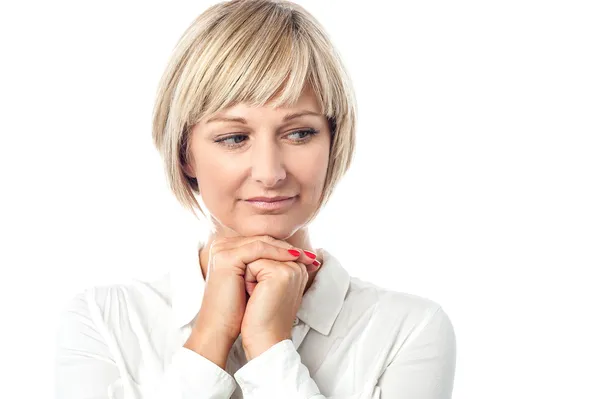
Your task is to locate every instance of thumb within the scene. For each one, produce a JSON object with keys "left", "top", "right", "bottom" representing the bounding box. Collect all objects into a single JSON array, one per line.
[{"left": 244, "top": 262, "right": 257, "bottom": 295}]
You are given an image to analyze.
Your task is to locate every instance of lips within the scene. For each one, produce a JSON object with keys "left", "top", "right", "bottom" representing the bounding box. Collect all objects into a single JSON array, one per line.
[
  {"left": 244, "top": 196, "right": 297, "bottom": 212},
  {"left": 246, "top": 196, "right": 294, "bottom": 202}
]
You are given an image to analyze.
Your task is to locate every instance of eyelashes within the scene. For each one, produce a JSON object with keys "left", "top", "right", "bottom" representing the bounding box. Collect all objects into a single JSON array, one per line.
[{"left": 214, "top": 128, "right": 319, "bottom": 149}]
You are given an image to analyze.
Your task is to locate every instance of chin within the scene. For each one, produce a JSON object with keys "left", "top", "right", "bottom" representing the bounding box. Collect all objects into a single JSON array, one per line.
[{"left": 234, "top": 219, "right": 302, "bottom": 240}]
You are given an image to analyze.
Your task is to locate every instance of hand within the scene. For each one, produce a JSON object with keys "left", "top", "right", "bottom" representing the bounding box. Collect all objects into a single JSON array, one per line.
[
  {"left": 240, "top": 254, "right": 320, "bottom": 360},
  {"left": 192, "top": 235, "right": 315, "bottom": 341}
]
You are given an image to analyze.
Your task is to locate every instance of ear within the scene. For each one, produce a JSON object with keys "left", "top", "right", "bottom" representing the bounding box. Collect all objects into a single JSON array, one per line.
[{"left": 182, "top": 163, "right": 196, "bottom": 178}]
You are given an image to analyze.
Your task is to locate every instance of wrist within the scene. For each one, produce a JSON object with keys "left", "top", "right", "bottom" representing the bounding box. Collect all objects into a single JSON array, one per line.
[{"left": 242, "top": 333, "right": 290, "bottom": 360}]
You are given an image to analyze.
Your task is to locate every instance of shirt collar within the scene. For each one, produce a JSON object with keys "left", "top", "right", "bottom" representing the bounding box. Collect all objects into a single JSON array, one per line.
[{"left": 171, "top": 238, "right": 351, "bottom": 336}]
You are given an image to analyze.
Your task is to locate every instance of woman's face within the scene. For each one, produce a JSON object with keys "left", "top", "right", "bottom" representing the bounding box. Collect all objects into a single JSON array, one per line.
[{"left": 185, "top": 85, "right": 331, "bottom": 240}]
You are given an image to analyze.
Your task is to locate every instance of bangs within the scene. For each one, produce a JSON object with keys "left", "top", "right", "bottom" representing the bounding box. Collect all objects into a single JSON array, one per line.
[{"left": 181, "top": 4, "right": 335, "bottom": 125}]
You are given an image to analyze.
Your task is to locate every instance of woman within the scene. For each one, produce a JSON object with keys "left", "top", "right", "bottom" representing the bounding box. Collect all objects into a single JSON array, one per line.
[{"left": 55, "top": 1, "right": 456, "bottom": 398}]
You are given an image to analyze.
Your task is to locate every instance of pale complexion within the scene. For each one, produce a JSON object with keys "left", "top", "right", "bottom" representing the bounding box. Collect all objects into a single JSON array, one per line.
[{"left": 183, "top": 85, "right": 331, "bottom": 293}]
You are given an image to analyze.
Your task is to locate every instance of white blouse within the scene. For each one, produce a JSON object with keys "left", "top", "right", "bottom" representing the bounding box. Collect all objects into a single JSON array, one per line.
[{"left": 54, "top": 239, "right": 456, "bottom": 398}]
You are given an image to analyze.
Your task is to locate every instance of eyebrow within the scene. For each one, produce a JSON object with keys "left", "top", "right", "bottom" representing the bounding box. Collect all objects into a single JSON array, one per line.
[{"left": 205, "top": 110, "right": 322, "bottom": 125}]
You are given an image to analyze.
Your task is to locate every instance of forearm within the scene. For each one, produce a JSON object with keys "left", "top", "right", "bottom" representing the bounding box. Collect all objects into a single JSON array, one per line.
[{"left": 184, "top": 326, "right": 236, "bottom": 370}]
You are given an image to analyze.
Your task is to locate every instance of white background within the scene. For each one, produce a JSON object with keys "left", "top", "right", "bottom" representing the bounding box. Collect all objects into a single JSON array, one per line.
[{"left": 1, "top": 1, "right": 599, "bottom": 397}]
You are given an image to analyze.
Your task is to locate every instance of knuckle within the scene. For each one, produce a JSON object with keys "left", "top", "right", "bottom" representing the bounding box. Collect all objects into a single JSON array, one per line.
[
  {"left": 213, "top": 237, "right": 227, "bottom": 246},
  {"left": 253, "top": 239, "right": 266, "bottom": 252},
  {"left": 262, "top": 234, "right": 275, "bottom": 242},
  {"left": 255, "top": 258, "right": 270, "bottom": 268},
  {"left": 211, "top": 251, "right": 224, "bottom": 266},
  {"left": 282, "top": 265, "right": 296, "bottom": 279},
  {"left": 214, "top": 250, "right": 234, "bottom": 269},
  {"left": 210, "top": 243, "right": 223, "bottom": 253},
  {"left": 301, "top": 266, "right": 309, "bottom": 280},
  {"left": 292, "top": 262, "right": 308, "bottom": 280},
  {"left": 209, "top": 240, "right": 225, "bottom": 253}
]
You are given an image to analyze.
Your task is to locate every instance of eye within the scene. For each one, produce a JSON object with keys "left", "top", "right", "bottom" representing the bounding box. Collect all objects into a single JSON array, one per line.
[
  {"left": 214, "top": 128, "right": 319, "bottom": 148},
  {"left": 216, "top": 134, "right": 247, "bottom": 147},
  {"left": 287, "top": 128, "right": 319, "bottom": 141}
]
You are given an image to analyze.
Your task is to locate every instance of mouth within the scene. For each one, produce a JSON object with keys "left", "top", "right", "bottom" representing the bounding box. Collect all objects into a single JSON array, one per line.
[{"left": 244, "top": 195, "right": 297, "bottom": 212}]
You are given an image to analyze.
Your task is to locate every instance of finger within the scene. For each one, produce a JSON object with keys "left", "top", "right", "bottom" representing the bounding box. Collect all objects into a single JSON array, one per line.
[
  {"left": 238, "top": 235, "right": 316, "bottom": 267},
  {"left": 245, "top": 259, "right": 312, "bottom": 297},
  {"left": 246, "top": 258, "right": 299, "bottom": 284},
  {"left": 302, "top": 259, "right": 320, "bottom": 274},
  {"left": 213, "top": 235, "right": 316, "bottom": 267},
  {"left": 213, "top": 239, "right": 301, "bottom": 276},
  {"left": 288, "top": 260, "right": 311, "bottom": 282},
  {"left": 212, "top": 235, "right": 288, "bottom": 253},
  {"left": 246, "top": 280, "right": 258, "bottom": 296},
  {"left": 244, "top": 258, "right": 283, "bottom": 296}
]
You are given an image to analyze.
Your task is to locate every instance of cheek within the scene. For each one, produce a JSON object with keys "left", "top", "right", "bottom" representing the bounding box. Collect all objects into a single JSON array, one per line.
[
  {"left": 195, "top": 158, "right": 239, "bottom": 200},
  {"left": 297, "top": 148, "right": 329, "bottom": 193},
  {"left": 312, "top": 144, "right": 330, "bottom": 177}
]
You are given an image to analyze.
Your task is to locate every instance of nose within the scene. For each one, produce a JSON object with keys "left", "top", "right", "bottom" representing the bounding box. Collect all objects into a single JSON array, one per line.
[{"left": 250, "top": 136, "right": 286, "bottom": 187}]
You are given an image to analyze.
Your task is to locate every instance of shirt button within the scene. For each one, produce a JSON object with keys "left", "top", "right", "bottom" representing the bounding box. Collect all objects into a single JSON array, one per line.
[{"left": 293, "top": 317, "right": 299, "bottom": 326}]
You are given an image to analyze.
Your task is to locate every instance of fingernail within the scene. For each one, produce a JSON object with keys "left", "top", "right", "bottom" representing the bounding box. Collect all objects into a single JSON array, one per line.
[
  {"left": 288, "top": 249, "right": 301, "bottom": 257},
  {"left": 304, "top": 250, "right": 317, "bottom": 259},
  {"left": 312, "top": 259, "right": 321, "bottom": 267}
]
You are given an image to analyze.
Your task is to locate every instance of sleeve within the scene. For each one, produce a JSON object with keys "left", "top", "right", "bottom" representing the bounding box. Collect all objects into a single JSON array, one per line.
[
  {"left": 233, "top": 339, "right": 326, "bottom": 398},
  {"left": 376, "top": 306, "right": 457, "bottom": 399},
  {"left": 54, "top": 289, "right": 237, "bottom": 399},
  {"left": 233, "top": 307, "right": 456, "bottom": 399}
]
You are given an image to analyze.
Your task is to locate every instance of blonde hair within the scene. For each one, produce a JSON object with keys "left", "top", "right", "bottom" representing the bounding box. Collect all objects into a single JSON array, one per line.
[{"left": 152, "top": 0, "right": 357, "bottom": 224}]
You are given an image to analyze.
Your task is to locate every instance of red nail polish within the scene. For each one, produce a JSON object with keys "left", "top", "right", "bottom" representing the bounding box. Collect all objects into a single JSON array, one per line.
[
  {"left": 288, "top": 249, "right": 301, "bottom": 257},
  {"left": 312, "top": 259, "right": 321, "bottom": 267},
  {"left": 304, "top": 250, "right": 317, "bottom": 259}
]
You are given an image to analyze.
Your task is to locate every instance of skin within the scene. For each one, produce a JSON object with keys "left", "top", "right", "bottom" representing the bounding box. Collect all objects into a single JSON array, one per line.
[{"left": 182, "top": 84, "right": 331, "bottom": 360}]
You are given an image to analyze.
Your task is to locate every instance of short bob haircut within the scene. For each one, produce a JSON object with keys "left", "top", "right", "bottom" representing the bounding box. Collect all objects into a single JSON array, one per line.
[{"left": 152, "top": 0, "right": 357, "bottom": 225}]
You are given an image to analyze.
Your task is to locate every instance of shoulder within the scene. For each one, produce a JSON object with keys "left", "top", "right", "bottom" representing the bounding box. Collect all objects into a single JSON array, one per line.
[
  {"left": 59, "top": 271, "right": 174, "bottom": 332},
  {"left": 325, "top": 276, "right": 454, "bottom": 382},
  {"left": 342, "top": 276, "right": 455, "bottom": 357},
  {"left": 344, "top": 276, "right": 446, "bottom": 327},
  {"left": 56, "top": 272, "right": 180, "bottom": 387}
]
